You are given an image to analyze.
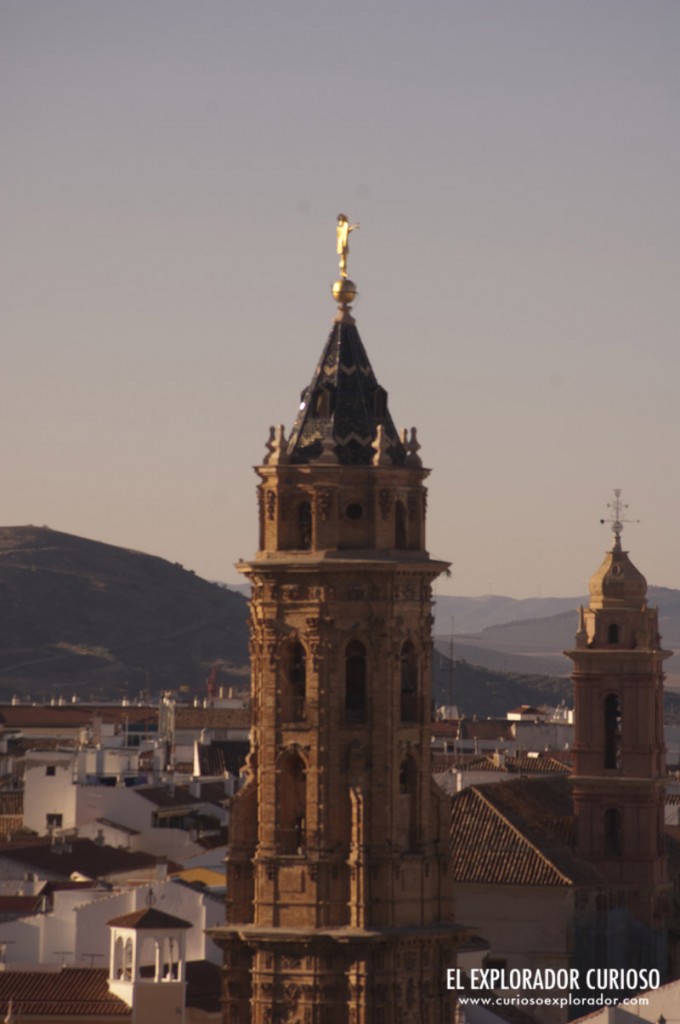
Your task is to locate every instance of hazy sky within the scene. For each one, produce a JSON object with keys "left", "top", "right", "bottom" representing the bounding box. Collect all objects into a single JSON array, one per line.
[{"left": 3, "top": 1, "right": 679, "bottom": 598}]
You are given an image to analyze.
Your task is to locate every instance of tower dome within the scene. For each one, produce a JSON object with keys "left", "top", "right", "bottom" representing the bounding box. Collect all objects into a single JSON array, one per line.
[
  {"left": 589, "top": 488, "right": 647, "bottom": 610},
  {"left": 588, "top": 543, "right": 647, "bottom": 610}
]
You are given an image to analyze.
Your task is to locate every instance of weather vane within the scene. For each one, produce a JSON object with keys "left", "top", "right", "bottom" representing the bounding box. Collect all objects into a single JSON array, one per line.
[{"left": 600, "top": 489, "right": 639, "bottom": 549}]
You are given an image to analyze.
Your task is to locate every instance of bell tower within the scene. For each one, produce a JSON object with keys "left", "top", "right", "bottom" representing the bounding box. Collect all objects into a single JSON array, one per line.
[
  {"left": 566, "top": 491, "right": 670, "bottom": 936},
  {"left": 212, "top": 222, "right": 458, "bottom": 1024}
]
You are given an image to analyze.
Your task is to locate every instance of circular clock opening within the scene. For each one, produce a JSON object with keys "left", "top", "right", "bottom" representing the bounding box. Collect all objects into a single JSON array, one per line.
[{"left": 346, "top": 503, "right": 363, "bottom": 521}]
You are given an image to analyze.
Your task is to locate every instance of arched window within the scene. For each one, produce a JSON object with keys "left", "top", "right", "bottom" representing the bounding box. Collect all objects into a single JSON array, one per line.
[
  {"left": 604, "top": 694, "right": 622, "bottom": 769},
  {"left": 281, "top": 641, "right": 306, "bottom": 722},
  {"left": 374, "top": 387, "right": 387, "bottom": 418},
  {"left": 298, "top": 502, "right": 312, "bottom": 549},
  {"left": 607, "top": 623, "right": 620, "bottom": 644},
  {"left": 604, "top": 808, "right": 622, "bottom": 856},
  {"left": 114, "top": 936, "right": 124, "bottom": 979},
  {"left": 398, "top": 756, "right": 418, "bottom": 851},
  {"left": 395, "top": 501, "right": 407, "bottom": 550},
  {"left": 277, "top": 751, "right": 306, "bottom": 854},
  {"left": 400, "top": 642, "right": 419, "bottom": 722},
  {"left": 345, "top": 640, "right": 367, "bottom": 723},
  {"left": 123, "top": 937, "right": 133, "bottom": 981}
]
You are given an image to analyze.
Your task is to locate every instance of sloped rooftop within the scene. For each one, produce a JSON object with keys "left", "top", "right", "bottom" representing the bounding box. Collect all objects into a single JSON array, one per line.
[
  {"left": 107, "top": 906, "right": 191, "bottom": 930},
  {"left": 0, "top": 968, "right": 128, "bottom": 1017},
  {"left": 449, "top": 776, "right": 604, "bottom": 887},
  {"left": 0, "top": 838, "right": 164, "bottom": 881}
]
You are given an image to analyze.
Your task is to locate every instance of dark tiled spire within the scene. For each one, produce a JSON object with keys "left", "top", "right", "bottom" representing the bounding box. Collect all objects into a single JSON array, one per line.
[{"left": 285, "top": 318, "right": 406, "bottom": 466}]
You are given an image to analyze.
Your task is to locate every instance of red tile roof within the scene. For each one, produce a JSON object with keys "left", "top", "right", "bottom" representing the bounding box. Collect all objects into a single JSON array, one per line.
[
  {"left": 434, "top": 752, "right": 571, "bottom": 775},
  {"left": 0, "top": 895, "right": 43, "bottom": 916},
  {"left": 0, "top": 968, "right": 129, "bottom": 1017},
  {"left": 174, "top": 706, "right": 249, "bottom": 729},
  {"left": 0, "top": 839, "right": 161, "bottom": 881},
  {"left": 0, "top": 792, "right": 23, "bottom": 815},
  {"left": 0, "top": 706, "right": 156, "bottom": 729},
  {"left": 106, "top": 907, "right": 191, "bottom": 930},
  {"left": 450, "top": 776, "right": 605, "bottom": 888}
]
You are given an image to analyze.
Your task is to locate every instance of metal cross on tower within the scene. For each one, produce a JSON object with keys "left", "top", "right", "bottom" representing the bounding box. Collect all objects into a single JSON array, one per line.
[{"left": 600, "top": 488, "right": 639, "bottom": 549}]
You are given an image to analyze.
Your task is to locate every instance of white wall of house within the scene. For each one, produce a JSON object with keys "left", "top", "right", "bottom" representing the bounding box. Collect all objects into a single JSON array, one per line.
[
  {"left": 434, "top": 770, "right": 509, "bottom": 795},
  {"left": 23, "top": 757, "right": 77, "bottom": 833},
  {"left": 454, "top": 883, "right": 575, "bottom": 1024},
  {"left": 0, "top": 879, "right": 223, "bottom": 969},
  {"left": 512, "top": 720, "right": 573, "bottom": 750}
]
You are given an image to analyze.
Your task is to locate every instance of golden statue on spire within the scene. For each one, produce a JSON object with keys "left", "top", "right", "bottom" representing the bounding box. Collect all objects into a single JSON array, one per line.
[
  {"left": 332, "top": 214, "right": 360, "bottom": 310},
  {"left": 336, "top": 213, "right": 360, "bottom": 279}
]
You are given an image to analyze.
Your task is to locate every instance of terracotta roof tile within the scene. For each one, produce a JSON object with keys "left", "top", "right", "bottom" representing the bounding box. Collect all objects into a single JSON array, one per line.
[
  {"left": 458, "top": 720, "right": 515, "bottom": 741},
  {"left": 0, "top": 967, "right": 129, "bottom": 1017},
  {"left": 106, "top": 907, "right": 191, "bottom": 930},
  {"left": 0, "top": 838, "right": 160, "bottom": 880},
  {"left": 0, "top": 791, "right": 23, "bottom": 815},
  {"left": 450, "top": 776, "right": 605, "bottom": 888},
  {"left": 174, "top": 706, "right": 250, "bottom": 729},
  {"left": 0, "top": 895, "right": 43, "bottom": 916},
  {"left": 0, "top": 706, "right": 156, "bottom": 729}
]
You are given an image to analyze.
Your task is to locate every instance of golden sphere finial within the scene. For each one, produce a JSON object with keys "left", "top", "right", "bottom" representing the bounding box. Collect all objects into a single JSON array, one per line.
[{"left": 331, "top": 278, "right": 357, "bottom": 305}]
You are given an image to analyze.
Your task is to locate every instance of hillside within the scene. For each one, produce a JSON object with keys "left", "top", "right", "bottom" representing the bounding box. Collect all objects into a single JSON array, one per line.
[
  {"left": 432, "top": 653, "right": 572, "bottom": 719},
  {"left": 0, "top": 526, "right": 249, "bottom": 700},
  {"left": 3, "top": 526, "right": 679, "bottom": 718},
  {"left": 434, "top": 587, "right": 680, "bottom": 683}
]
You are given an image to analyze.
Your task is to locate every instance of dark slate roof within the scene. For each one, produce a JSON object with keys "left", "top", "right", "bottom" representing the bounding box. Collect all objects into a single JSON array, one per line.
[
  {"left": 0, "top": 967, "right": 128, "bottom": 1017},
  {"left": 286, "top": 320, "right": 406, "bottom": 466},
  {"left": 457, "top": 720, "right": 516, "bottom": 741},
  {"left": 134, "top": 783, "right": 227, "bottom": 810},
  {"left": 197, "top": 739, "right": 250, "bottom": 777},
  {"left": 449, "top": 776, "right": 606, "bottom": 888},
  {"left": 107, "top": 907, "right": 191, "bottom": 930},
  {"left": 0, "top": 894, "right": 43, "bottom": 916},
  {"left": 185, "top": 960, "right": 222, "bottom": 1013},
  {"left": 0, "top": 838, "right": 161, "bottom": 880}
]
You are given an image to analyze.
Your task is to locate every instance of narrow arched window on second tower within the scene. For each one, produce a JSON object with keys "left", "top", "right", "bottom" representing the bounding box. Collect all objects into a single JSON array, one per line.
[
  {"left": 281, "top": 641, "right": 306, "bottom": 723},
  {"left": 297, "top": 502, "right": 312, "bottom": 550},
  {"left": 604, "top": 694, "right": 622, "bottom": 769},
  {"left": 400, "top": 642, "right": 419, "bottom": 722},
  {"left": 398, "top": 755, "right": 418, "bottom": 851},
  {"left": 395, "top": 501, "right": 407, "bottom": 550},
  {"left": 276, "top": 751, "right": 306, "bottom": 855},
  {"left": 345, "top": 640, "right": 367, "bottom": 723}
]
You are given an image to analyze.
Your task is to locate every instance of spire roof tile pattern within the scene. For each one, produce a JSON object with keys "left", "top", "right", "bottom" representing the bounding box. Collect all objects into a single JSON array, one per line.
[{"left": 286, "top": 320, "right": 406, "bottom": 466}]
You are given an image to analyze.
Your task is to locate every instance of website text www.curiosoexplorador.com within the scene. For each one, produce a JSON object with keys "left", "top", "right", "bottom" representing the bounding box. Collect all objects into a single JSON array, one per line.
[{"left": 448, "top": 966, "right": 658, "bottom": 1013}]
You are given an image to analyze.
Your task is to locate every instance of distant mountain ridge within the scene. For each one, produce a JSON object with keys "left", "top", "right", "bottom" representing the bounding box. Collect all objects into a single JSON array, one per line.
[
  {"left": 0, "top": 526, "right": 249, "bottom": 700},
  {"left": 4, "top": 526, "right": 679, "bottom": 715},
  {"left": 433, "top": 589, "right": 680, "bottom": 685}
]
